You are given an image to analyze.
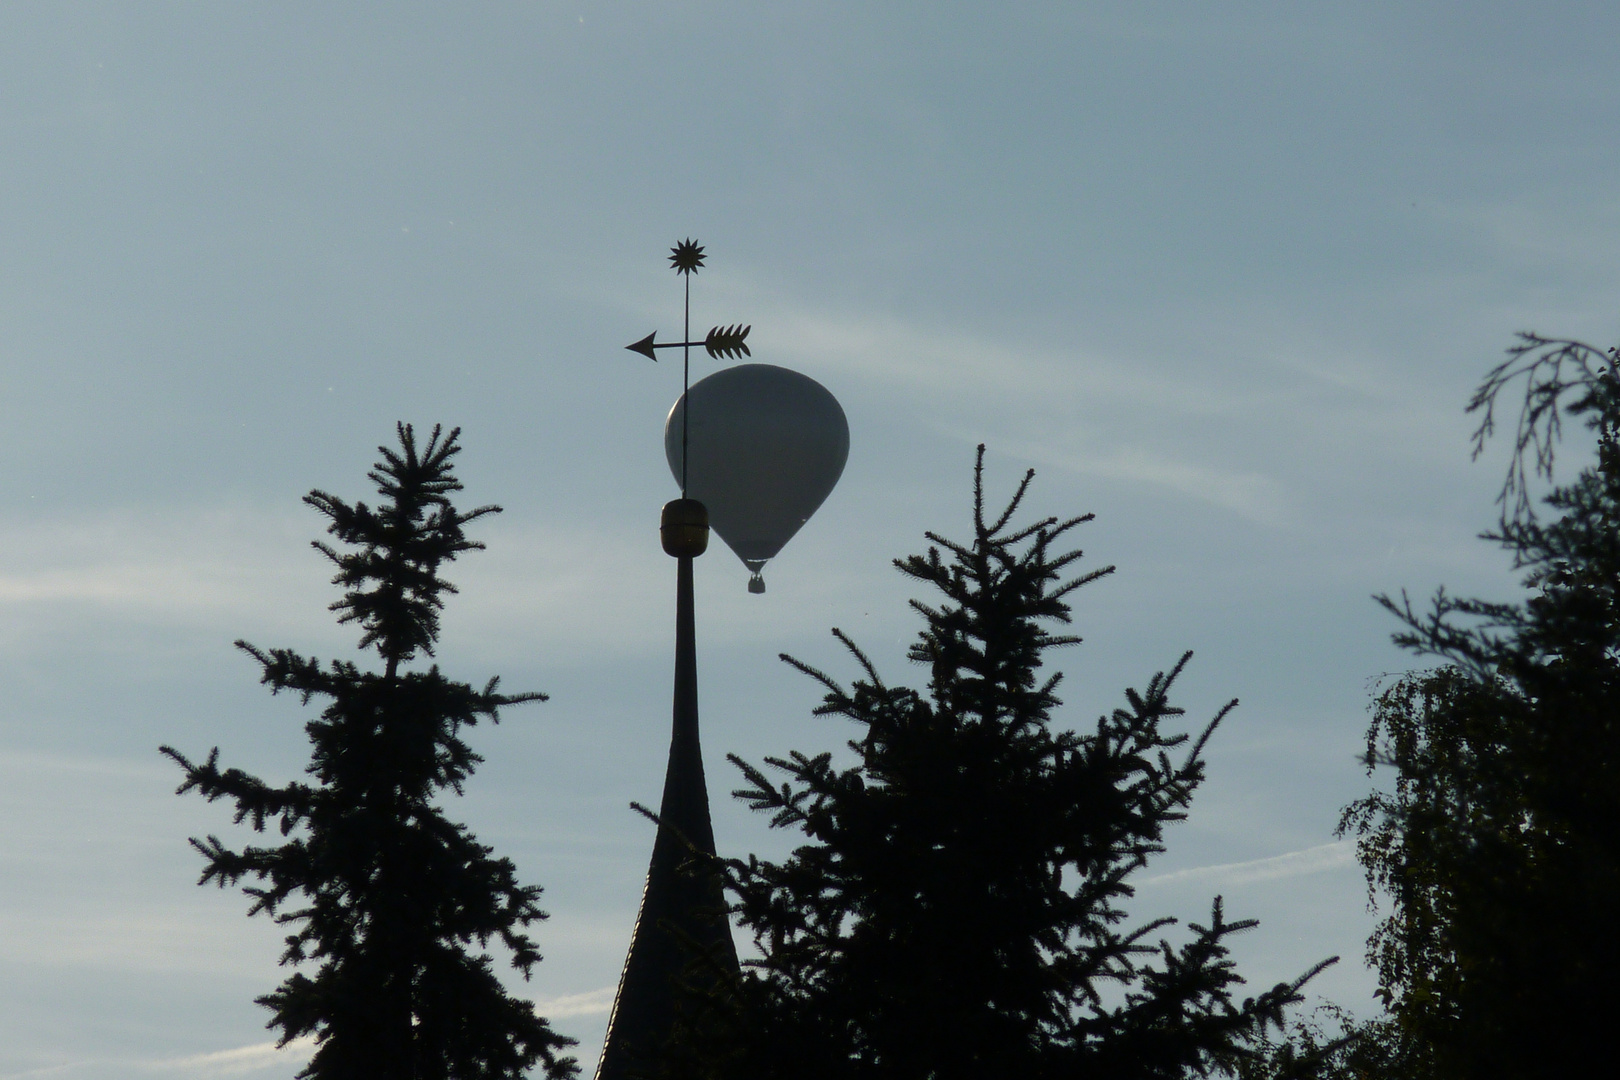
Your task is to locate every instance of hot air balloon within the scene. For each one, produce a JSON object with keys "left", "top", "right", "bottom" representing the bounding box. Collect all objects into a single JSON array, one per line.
[{"left": 665, "top": 363, "right": 849, "bottom": 592}]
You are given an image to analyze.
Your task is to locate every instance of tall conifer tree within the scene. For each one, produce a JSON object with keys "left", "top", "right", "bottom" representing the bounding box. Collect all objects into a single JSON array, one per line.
[
  {"left": 669, "top": 448, "right": 1328, "bottom": 1080},
  {"left": 163, "top": 424, "right": 578, "bottom": 1080},
  {"left": 1339, "top": 335, "right": 1620, "bottom": 1078}
]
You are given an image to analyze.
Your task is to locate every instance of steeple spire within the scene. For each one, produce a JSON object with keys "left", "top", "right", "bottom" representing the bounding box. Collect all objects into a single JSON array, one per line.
[{"left": 595, "top": 503, "right": 738, "bottom": 1079}]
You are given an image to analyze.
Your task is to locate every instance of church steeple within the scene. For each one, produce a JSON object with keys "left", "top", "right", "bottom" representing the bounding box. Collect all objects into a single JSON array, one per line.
[{"left": 595, "top": 500, "right": 738, "bottom": 1079}]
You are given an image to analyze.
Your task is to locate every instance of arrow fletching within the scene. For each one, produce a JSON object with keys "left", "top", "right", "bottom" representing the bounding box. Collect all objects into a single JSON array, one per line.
[{"left": 704, "top": 324, "right": 751, "bottom": 359}]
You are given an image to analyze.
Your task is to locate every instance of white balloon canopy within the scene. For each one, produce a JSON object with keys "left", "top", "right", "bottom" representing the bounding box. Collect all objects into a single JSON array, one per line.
[{"left": 665, "top": 364, "right": 849, "bottom": 592}]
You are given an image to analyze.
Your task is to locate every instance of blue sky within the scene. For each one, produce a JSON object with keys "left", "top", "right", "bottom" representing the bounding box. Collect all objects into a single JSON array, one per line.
[{"left": 2, "top": 3, "right": 1617, "bottom": 1076}]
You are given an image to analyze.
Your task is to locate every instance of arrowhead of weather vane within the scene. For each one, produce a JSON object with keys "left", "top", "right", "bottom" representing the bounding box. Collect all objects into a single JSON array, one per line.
[{"left": 626, "top": 332, "right": 659, "bottom": 362}]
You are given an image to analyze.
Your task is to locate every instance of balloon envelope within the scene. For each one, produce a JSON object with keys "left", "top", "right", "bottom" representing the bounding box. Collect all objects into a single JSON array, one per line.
[{"left": 666, "top": 364, "right": 849, "bottom": 590}]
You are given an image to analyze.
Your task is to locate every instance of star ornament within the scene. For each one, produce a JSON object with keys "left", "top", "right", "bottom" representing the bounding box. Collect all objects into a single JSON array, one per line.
[{"left": 669, "top": 238, "right": 706, "bottom": 276}]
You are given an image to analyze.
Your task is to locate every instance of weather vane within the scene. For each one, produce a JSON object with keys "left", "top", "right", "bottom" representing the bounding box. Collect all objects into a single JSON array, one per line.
[{"left": 625, "top": 238, "right": 751, "bottom": 495}]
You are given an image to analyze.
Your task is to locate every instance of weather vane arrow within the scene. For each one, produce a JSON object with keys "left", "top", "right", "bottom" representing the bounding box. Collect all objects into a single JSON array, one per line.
[{"left": 624, "top": 324, "right": 752, "bottom": 362}]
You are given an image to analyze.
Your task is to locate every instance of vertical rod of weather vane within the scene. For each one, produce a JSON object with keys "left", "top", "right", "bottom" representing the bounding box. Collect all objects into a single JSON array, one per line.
[{"left": 681, "top": 272, "right": 691, "bottom": 497}]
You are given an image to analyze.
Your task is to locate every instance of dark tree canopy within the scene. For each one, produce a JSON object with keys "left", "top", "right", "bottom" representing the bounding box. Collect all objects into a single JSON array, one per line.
[
  {"left": 162, "top": 424, "right": 578, "bottom": 1080},
  {"left": 670, "top": 448, "right": 1328, "bottom": 1080},
  {"left": 1340, "top": 335, "right": 1620, "bottom": 1079}
]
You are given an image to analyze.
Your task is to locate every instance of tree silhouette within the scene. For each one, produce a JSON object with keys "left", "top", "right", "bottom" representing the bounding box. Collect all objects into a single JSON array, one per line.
[
  {"left": 1340, "top": 334, "right": 1620, "bottom": 1078},
  {"left": 162, "top": 424, "right": 578, "bottom": 1080},
  {"left": 668, "top": 447, "right": 1329, "bottom": 1080}
]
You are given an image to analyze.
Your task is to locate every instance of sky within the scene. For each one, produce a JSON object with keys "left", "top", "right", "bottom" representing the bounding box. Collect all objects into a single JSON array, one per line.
[{"left": 1, "top": 2, "right": 1617, "bottom": 1076}]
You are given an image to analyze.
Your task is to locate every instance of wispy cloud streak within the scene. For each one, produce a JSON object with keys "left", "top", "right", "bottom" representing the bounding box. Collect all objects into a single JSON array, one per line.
[
  {"left": 532, "top": 985, "right": 616, "bottom": 1018},
  {"left": 1138, "top": 841, "right": 1355, "bottom": 888},
  {"left": 0, "top": 1035, "right": 314, "bottom": 1079},
  {"left": 722, "top": 296, "right": 1301, "bottom": 525}
]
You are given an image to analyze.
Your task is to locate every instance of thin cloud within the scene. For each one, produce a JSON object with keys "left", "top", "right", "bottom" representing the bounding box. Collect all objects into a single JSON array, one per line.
[
  {"left": 1008, "top": 440, "right": 1290, "bottom": 528},
  {"left": 531, "top": 985, "right": 616, "bottom": 1019},
  {"left": 142, "top": 1037, "right": 315, "bottom": 1077},
  {"left": 0, "top": 905, "right": 279, "bottom": 976},
  {"left": 0, "top": 507, "right": 324, "bottom": 630},
  {"left": 699, "top": 290, "right": 1302, "bottom": 526},
  {"left": 1433, "top": 196, "right": 1620, "bottom": 284},
  {"left": 1137, "top": 840, "right": 1355, "bottom": 888},
  {"left": 0, "top": 1036, "right": 314, "bottom": 1080},
  {"left": 756, "top": 302, "right": 1238, "bottom": 419},
  {"left": 0, "top": 507, "right": 893, "bottom": 666}
]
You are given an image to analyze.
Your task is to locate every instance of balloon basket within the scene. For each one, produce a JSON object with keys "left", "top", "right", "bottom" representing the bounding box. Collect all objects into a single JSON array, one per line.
[{"left": 747, "top": 573, "right": 766, "bottom": 594}]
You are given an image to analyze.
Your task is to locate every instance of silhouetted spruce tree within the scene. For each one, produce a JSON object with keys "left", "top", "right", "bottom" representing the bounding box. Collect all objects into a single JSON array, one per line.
[
  {"left": 162, "top": 424, "right": 577, "bottom": 1080},
  {"left": 1338, "top": 335, "right": 1620, "bottom": 1080},
  {"left": 666, "top": 448, "right": 1330, "bottom": 1080}
]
